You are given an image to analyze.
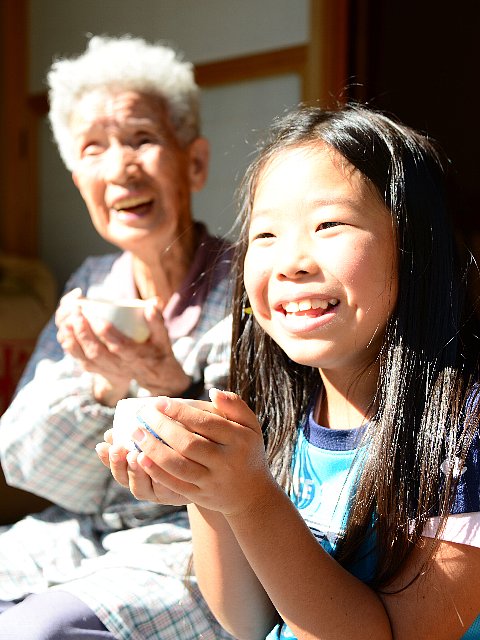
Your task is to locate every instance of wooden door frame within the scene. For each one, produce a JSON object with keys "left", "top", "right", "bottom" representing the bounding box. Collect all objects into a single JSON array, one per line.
[
  {"left": 0, "top": 0, "right": 350, "bottom": 258},
  {"left": 0, "top": 0, "right": 38, "bottom": 257}
]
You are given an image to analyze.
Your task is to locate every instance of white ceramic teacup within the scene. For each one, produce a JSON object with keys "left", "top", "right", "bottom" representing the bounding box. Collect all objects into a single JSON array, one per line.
[
  {"left": 113, "top": 396, "right": 219, "bottom": 450},
  {"left": 79, "top": 298, "right": 150, "bottom": 343},
  {"left": 113, "top": 397, "right": 162, "bottom": 450}
]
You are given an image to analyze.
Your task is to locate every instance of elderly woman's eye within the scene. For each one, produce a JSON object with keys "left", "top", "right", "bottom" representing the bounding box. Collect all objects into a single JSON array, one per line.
[
  {"left": 82, "top": 142, "right": 104, "bottom": 156},
  {"left": 134, "top": 132, "right": 157, "bottom": 147}
]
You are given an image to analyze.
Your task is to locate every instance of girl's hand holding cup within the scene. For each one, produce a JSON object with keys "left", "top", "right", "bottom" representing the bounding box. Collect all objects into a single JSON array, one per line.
[{"left": 121, "top": 390, "right": 274, "bottom": 516}]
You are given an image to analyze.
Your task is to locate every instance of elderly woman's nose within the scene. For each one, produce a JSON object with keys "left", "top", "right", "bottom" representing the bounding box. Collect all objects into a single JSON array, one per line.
[{"left": 103, "top": 144, "right": 139, "bottom": 182}]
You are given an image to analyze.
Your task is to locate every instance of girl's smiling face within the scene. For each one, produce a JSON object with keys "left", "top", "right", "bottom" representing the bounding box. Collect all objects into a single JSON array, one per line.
[{"left": 244, "top": 144, "right": 398, "bottom": 378}]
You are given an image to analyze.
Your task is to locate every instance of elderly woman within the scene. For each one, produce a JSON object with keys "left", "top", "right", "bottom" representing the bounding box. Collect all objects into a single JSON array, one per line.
[{"left": 0, "top": 36, "right": 234, "bottom": 640}]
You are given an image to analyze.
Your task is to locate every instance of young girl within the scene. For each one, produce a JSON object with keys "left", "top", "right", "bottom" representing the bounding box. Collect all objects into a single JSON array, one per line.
[{"left": 98, "top": 104, "right": 480, "bottom": 639}]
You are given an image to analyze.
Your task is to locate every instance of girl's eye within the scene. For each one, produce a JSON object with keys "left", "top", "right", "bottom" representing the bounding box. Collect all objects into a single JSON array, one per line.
[
  {"left": 252, "top": 232, "right": 275, "bottom": 241},
  {"left": 316, "top": 221, "right": 342, "bottom": 231}
]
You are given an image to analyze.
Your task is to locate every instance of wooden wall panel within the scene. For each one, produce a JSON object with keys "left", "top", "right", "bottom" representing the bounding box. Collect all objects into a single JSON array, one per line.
[
  {"left": 305, "top": 0, "right": 350, "bottom": 107},
  {"left": 0, "top": 0, "right": 38, "bottom": 257}
]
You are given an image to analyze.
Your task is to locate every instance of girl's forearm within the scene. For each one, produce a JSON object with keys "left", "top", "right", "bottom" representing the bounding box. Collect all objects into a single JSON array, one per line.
[
  {"left": 187, "top": 504, "right": 279, "bottom": 639},
  {"left": 224, "top": 483, "right": 392, "bottom": 640}
]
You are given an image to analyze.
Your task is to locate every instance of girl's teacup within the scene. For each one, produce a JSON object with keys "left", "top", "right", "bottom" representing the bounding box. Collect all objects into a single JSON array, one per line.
[
  {"left": 113, "top": 397, "right": 163, "bottom": 450},
  {"left": 113, "top": 396, "right": 219, "bottom": 450}
]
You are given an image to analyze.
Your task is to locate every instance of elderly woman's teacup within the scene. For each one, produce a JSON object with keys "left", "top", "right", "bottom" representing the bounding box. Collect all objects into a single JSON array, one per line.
[{"left": 79, "top": 298, "right": 150, "bottom": 343}]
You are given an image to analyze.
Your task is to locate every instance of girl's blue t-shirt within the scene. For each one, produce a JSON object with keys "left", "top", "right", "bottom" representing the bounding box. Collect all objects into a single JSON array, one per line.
[{"left": 266, "top": 409, "right": 480, "bottom": 640}]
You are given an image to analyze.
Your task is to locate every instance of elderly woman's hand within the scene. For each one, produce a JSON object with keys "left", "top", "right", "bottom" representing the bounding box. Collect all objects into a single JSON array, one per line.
[{"left": 56, "top": 293, "right": 192, "bottom": 406}]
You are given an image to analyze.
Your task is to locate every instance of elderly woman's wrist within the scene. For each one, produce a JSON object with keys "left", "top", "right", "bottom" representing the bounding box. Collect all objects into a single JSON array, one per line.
[
  {"left": 92, "top": 374, "right": 129, "bottom": 407},
  {"left": 142, "top": 374, "right": 204, "bottom": 399},
  {"left": 177, "top": 377, "right": 205, "bottom": 399}
]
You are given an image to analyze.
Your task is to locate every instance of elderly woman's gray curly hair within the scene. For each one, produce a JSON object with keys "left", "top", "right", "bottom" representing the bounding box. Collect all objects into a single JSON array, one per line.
[{"left": 47, "top": 35, "right": 201, "bottom": 170}]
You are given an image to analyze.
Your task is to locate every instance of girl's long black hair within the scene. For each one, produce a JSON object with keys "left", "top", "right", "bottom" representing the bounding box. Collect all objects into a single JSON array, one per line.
[{"left": 229, "top": 103, "right": 480, "bottom": 588}]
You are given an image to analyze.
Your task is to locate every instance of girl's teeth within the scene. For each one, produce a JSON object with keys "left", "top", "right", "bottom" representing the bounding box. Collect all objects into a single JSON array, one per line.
[
  {"left": 298, "top": 300, "right": 311, "bottom": 311},
  {"left": 283, "top": 298, "right": 338, "bottom": 312}
]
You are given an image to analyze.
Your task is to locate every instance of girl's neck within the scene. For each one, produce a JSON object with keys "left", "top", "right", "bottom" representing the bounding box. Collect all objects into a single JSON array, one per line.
[{"left": 315, "top": 366, "right": 379, "bottom": 430}]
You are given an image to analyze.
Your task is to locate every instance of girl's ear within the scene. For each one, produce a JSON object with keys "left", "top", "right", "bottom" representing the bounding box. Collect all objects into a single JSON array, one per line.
[{"left": 187, "top": 137, "right": 209, "bottom": 192}]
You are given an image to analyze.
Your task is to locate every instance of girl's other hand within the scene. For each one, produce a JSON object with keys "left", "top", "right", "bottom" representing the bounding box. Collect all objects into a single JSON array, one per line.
[
  {"left": 95, "top": 427, "right": 130, "bottom": 486},
  {"left": 95, "top": 428, "right": 191, "bottom": 506}
]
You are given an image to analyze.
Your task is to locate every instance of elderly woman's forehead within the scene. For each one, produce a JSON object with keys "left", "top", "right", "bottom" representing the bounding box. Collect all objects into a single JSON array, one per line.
[{"left": 71, "top": 88, "right": 168, "bottom": 126}]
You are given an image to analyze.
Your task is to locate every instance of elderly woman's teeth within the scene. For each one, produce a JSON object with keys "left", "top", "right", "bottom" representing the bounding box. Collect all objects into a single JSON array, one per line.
[
  {"left": 283, "top": 298, "right": 338, "bottom": 313},
  {"left": 113, "top": 196, "right": 151, "bottom": 211}
]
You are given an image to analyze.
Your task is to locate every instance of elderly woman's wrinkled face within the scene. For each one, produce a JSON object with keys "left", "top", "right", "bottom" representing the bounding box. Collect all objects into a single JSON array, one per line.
[{"left": 70, "top": 90, "right": 208, "bottom": 254}]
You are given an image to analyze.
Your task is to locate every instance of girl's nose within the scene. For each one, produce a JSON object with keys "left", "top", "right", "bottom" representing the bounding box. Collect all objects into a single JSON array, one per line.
[
  {"left": 275, "top": 239, "right": 319, "bottom": 280},
  {"left": 103, "top": 144, "right": 140, "bottom": 183}
]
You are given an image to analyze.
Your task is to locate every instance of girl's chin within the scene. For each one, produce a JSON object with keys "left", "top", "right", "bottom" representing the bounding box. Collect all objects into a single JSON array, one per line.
[{"left": 274, "top": 340, "right": 326, "bottom": 369}]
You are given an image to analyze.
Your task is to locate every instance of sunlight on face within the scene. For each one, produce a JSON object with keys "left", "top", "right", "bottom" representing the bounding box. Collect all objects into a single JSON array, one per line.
[
  {"left": 70, "top": 90, "right": 203, "bottom": 255},
  {"left": 244, "top": 144, "right": 397, "bottom": 378}
]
